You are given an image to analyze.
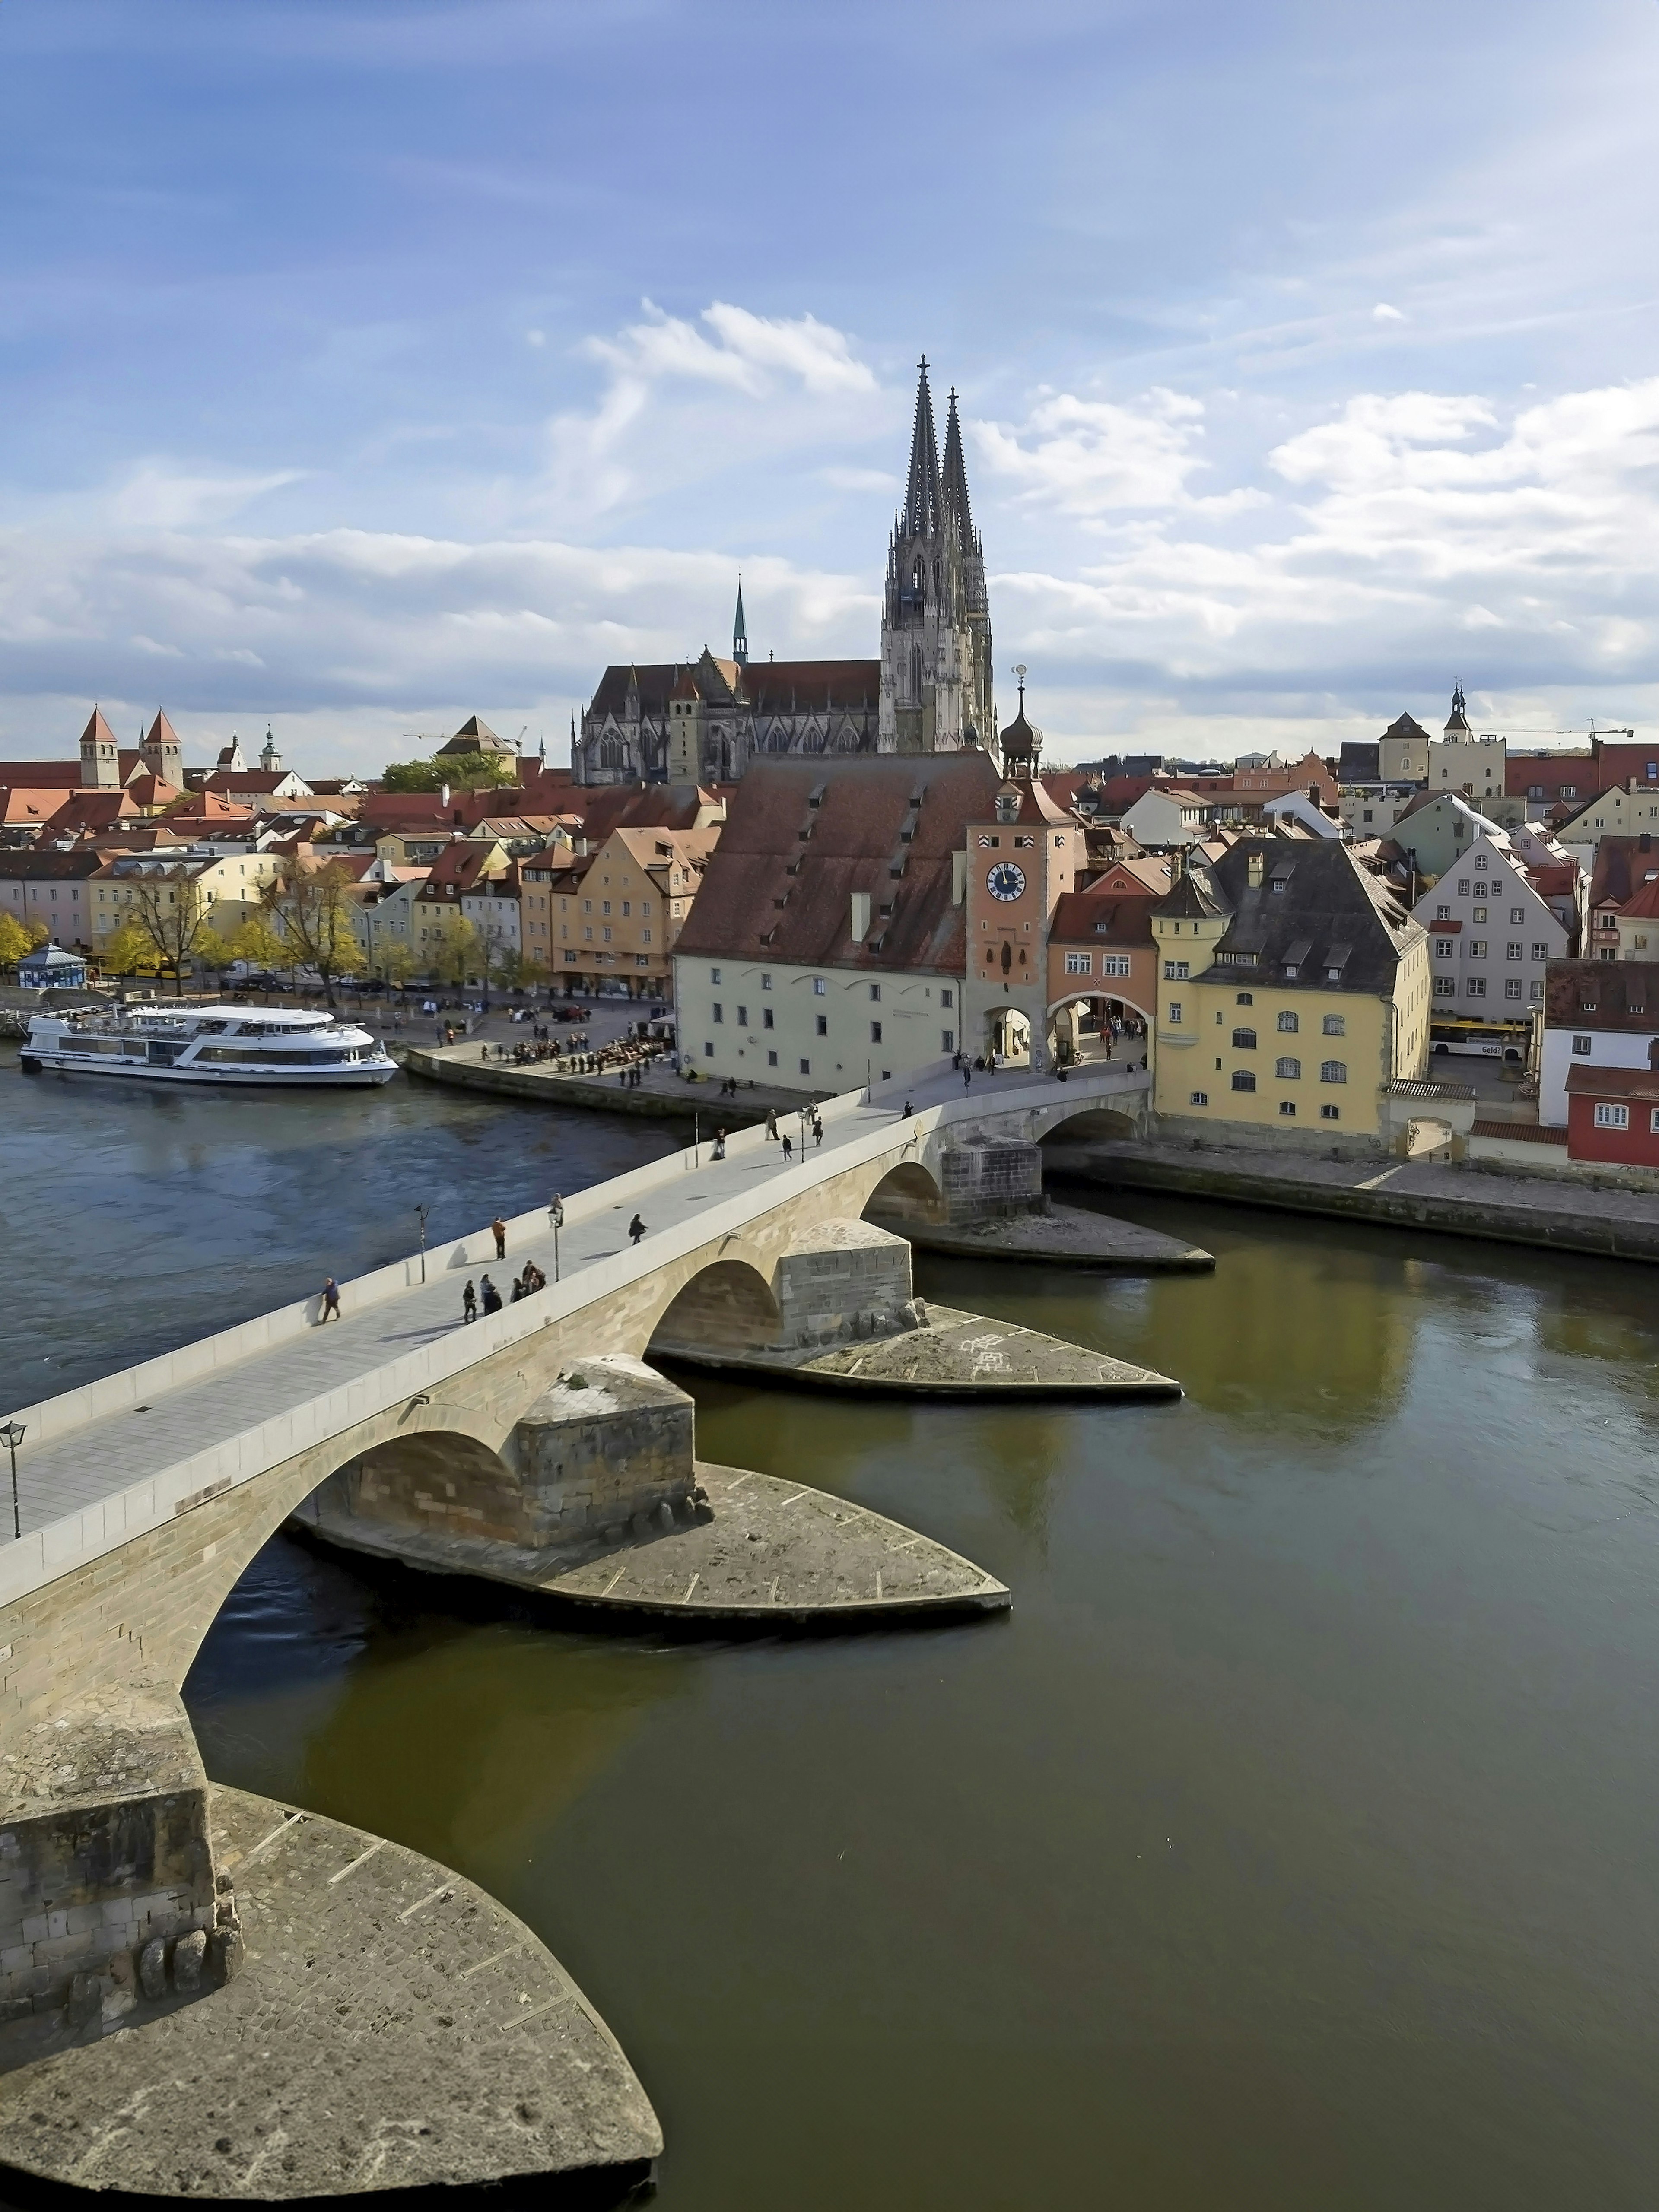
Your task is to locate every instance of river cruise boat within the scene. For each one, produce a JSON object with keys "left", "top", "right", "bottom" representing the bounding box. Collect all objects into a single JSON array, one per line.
[{"left": 19, "top": 1003, "right": 399, "bottom": 1087}]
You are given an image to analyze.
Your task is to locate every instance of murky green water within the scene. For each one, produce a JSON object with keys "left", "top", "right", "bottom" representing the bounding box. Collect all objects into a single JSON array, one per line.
[{"left": 168, "top": 1159, "right": 1659, "bottom": 2209}]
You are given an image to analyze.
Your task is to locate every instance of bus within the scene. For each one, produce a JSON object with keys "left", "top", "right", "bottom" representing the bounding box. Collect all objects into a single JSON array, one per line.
[{"left": 1429, "top": 1016, "right": 1530, "bottom": 1063}]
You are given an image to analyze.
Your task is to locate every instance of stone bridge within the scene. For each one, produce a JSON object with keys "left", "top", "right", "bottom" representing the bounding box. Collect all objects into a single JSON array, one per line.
[{"left": 0, "top": 1060, "right": 1147, "bottom": 2024}]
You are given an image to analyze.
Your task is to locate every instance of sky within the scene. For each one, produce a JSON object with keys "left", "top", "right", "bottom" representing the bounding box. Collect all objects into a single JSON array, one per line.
[{"left": 2, "top": 0, "right": 1658, "bottom": 775}]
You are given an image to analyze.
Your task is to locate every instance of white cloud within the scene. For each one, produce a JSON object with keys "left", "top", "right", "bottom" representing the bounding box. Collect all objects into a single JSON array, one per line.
[
  {"left": 109, "top": 463, "right": 304, "bottom": 530},
  {"left": 1372, "top": 303, "right": 1405, "bottom": 322},
  {"left": 974, "top": 387, "right": 1262, "bottom": 519}
]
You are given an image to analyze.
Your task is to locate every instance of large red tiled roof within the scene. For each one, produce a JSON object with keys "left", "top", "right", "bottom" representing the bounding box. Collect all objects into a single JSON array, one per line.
[
  {"left": 1049, "top": 891, "right": 1156, "bottom": 947},
  {"left": 674, "top": 752, "right": 1000, "bottom": 975}
]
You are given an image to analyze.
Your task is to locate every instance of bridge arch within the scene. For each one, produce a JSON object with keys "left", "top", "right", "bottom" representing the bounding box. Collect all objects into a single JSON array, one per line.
[
  {"left": 644, "top": 1253, "right": 782, "bottom": 1355},
  {"left": 861, "top": 1160, "right": 945, "bottom": 1227},
  {"left": 1045, "top": 987, "right": 1152, "bottom": 1071}
]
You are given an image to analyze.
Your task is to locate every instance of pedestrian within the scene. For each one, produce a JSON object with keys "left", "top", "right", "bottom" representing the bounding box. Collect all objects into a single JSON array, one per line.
[
  {"left": 766, "top": 1107, "right": 778, "bottom": 1141},
  {"left": 962, "top": 1064, "right": 972, "bottom": 1089},
  {"left": 462, "top": 1279, "right": 477, "bottom": 1323},
  {"left": 902, "top": 1099, "right": 912, "bottom": 1118},
  {"left": 482, "top": 1044, "right": 489, "bottom": 1061},
  {"left": 781, "top": 1133, "right": 793, "bottom": 1164},
  {"left": 712, "top": 1127, "right": 727, "bottom": 1160},
  {"left": 492, "top": 1215, "right": 507, "bottom": 1260},
  {"left": 435, "top": 1024, "right": 444, "bottom": 1046},
  {"left": 812, "top": 1113, "right": 823, "bottom": 1148},
  {"left": 629, "top": 1213, "right": 648, "bottom": 1245},
  {"left": 509, "top": 1273, "right": 524, "bottom": 1303},
  {"left": 320, "top": 1275, "right": 341, "bottom": 1323},
  {"left": 480, "top": 1275, "right": 502, "bottom": 1314}
]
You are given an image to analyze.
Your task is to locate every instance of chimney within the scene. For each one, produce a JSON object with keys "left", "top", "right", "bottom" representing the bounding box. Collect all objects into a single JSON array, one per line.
[
  {"left": 850, "top": 889, "right": 871, "bottom": 939},
  {"left": 1248, "top": 851, "right": 1265, "bottom": 889}
]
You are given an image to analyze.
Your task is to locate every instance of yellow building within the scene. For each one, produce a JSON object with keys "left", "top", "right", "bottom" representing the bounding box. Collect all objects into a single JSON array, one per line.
[
  {"left": 1152, "top": 838, "right": 1430, "bottom": 1148},
  {"left": 532, "top": 825, "right": 718, "bottom": 997},
  {"left": 90, "top": 848, "right": 284, "bottom": 952}
]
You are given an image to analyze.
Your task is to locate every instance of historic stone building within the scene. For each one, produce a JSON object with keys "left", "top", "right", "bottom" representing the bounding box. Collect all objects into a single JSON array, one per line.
[{"left": 572, "top": 360, "right": 994, "bottom": 787}]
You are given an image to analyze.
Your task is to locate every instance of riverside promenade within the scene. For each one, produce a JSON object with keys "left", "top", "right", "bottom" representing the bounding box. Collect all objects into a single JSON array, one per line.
[{"left": 1049, "top": 1136, "right": 1659, "bottom": 1263}]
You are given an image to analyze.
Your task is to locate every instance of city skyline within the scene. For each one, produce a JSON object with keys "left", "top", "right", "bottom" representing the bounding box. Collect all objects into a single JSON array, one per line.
[{"left": 2, "top": 0, "right": 1657, "bottom": 772}]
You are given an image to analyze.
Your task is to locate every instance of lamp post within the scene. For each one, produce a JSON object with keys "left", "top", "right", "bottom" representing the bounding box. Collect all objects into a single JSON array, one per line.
[
  {"left": 415, "top": 1202, "right": 431, "bottom": 1284},
  {"left": 548, "top": 1194, "right": 564, "bottom": 1282},
  {"left": 0, "top": 1421, "right": 23, "bottom": 1541}
]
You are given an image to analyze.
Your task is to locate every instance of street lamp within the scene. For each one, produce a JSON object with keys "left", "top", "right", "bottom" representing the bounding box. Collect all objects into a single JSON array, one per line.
[
  {"left": 548, "top": 1194, "right": 564, "bottom": 1282},
  {"left": 0, "top": 1421, "right": 23, "bottom": 1540},
  {"left": 415, "top": 1202, "right": 432, "bottom": 1284}
]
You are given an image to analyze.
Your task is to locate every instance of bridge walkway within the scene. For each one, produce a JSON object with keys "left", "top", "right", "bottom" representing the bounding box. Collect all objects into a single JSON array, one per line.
[{"left": 2, "top": 1061, "right": 1145, "bottom": 1580}]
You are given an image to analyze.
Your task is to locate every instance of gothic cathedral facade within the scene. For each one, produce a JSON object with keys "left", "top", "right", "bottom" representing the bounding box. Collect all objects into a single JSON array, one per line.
[{"left": 572, "top": 361, "right": 994, "bottom": 785}]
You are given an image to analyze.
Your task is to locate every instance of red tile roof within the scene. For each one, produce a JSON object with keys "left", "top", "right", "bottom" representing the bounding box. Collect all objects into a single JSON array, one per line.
[
  {"left": 674, "top": 752, "right": 1000, "bottom": 974},
  {"left": 1049, "top": 891, "right": 1156, "bottom": 947}
]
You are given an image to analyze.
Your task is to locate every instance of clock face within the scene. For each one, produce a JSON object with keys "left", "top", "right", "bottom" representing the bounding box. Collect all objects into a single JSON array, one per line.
[{"left": 987, "top": 860, "right": 1027, "bottom": 903}]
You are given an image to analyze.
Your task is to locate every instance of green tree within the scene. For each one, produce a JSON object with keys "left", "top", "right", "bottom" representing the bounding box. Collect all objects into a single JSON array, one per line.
[
  {"left": 261, "top": 863, "right": 368, "bottom": 1005},
  {"left": 98, "top": 919, "right": 158, "bottom": 978},
  {"left": 380, "top": 751, "right": 519, "bottom": 794},
  {"left": 227, "top": 911, "right": 290, "bottom": 973},
  {"left": 433, "top": 916, "right": 481, "bottom": 988},
  {"left": 373, "top": 938, "right": 417, "bottom": 989},
  {"left": 0, "top": 912, "right": 32, "bottom": 969},
  {"left": 123, "top": 869, "right": 219, "bottom": 994}
]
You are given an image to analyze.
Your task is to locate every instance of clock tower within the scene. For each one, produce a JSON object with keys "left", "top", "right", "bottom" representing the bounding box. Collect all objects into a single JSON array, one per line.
[{"left": 962, "top": 688, "right": 1076, "bottom": 1070}]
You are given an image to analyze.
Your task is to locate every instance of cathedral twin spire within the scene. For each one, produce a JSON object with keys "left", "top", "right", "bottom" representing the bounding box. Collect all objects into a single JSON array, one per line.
[{"left": 899, "top": 357, "right": 978, "bottom": 560}]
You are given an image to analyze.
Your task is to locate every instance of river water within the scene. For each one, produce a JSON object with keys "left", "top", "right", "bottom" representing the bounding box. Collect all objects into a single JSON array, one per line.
[{"left": 14, "top": 1055, "right": 1659, "bottom": 2208}]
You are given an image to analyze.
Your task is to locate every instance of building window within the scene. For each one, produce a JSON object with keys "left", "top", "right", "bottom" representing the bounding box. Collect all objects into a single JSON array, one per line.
[
  {"left": 1164, "top": 960, "right": 1189, "bottom": 981},
  {"left": 1468, "top": 977, "right": 1487, "bottom": 997},
  {"left": 1231, "top": 1071, "right": 1256, "bottom": 1092},
  {"left": 1278, "top": 1099, "right": 1297, "bottom": 1116},
  {"left": 763, "top": 1008, "right": 774, "bottom": 1029},
  {"left": 1595, "top": 1102, "right": 1630, "bottom": 1129},
  {"left": 1189, "top": 1090, "right": 1209, "bottom": 1106},
  {"left": 1436, "top": 940, "right": 1453, "bottom": 959},
  {"left": 799, "top": 1058, "right": 811, "bottom": 1076},
  {"left": 1436, "top": 904, "right": 1451, "bottom": 919},
  {"left": 767, "top": 1049, "right": 778, "bottom": 1066},
  {"left": 942, "top": 1029, "right": 954, "bottom": 1051},
  {"left": 710, "top": 966, "right": 721, "bottom": 983},
  {"left": 1505, "top": 979, "right": 1522, "bottom": 1000},
  {"left": 703, "top": 1041, "right": 714, "bottom": 1056},
  {"left": 941, "top": 987, "right": 954, "bottom": 1008},
  {"left": 1322, "top": 1014, "right": 1346, "bottom": 1036},
  {"left": 1475, "top": 854, "right": 1488, "bottom": 871},
  {"left": 1530, "top": 981, "right": 1545, "bottom": 1000},
  {"left": 1168, "top": 1002, "right": 1183, "bottom": 1024},
  {"left": 1573, "top": 1034, "right": 1592, "bottom": 1053},
  {"left": 1458, "top": 880, "right": 1470, "bottom": 896},
  {"left": 1065, "top": 952, "right": 1091, "bottom": 974},
  {"left": 1275, "top": 1056, "right": 1300, "bottom": 1079},
  {"left": 761, "top": 973, "right": 772, "bottom": 990},
  {"left": 1319, "top": 1060, "right": 1348, "bottom": 1084},
  {"left": 1236, "top": 991, "right": 1253, "bottom": 1005},
  {"left": 1531, "top": 943, "right": 1549, "bottom": 961},
  {"left": 1510, "top": 908, "right": 1525, "bottom": 925},
  {"left": 869, "top": 983, "right": 881, "bottom": 1001},
  {"left": 736, "top": 1005, "right": 748, "bottom": 1026},
  {"left": 1277, "top": 1010, "right": 1299, "bottom": 1033},
  {"left": 1470, "top": 940, "right": 1487, "bottom": 960},
  {"left": 1505, "top": 941, "right": 1522, "bottom": 962},
  {"left": 1232, "top": 1027, "right": 1256, "bottom": 1049},
  {"left": 1101, "top": 956, "right": 1131, "bottom": 977},
  {"left": 871, "top": 1021, "right": 883, "bottom": 1043},
  {"left": 1562, "top": 785, "right": 1576, "bottom": 799},
  {"left": 812, "top": 977, "right": 826, "bottom": 994},
  {"left": 712, "top": 1003, "right": 723, "bottom": 1023},
  {"left": 602, "top": 927, "right": 611, "bottom": 942},
  {"left": 1473, "top": 905, "right": 1488, "bottom": 924}
]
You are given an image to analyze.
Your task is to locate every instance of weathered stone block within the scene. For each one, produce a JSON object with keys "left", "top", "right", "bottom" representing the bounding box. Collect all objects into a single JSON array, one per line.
[
  {"left": 772, "top": 1221, "right": 913, "bottom": 1346},
  {"left": 138, "top": 1935, "right": 167, "bottom": 1999},
  {"left": 172, "top": 1927, "right": 206, "bottom": 1991},
  {"left": 939, "top": 1139, "right": 1045, "bottom": 1223}
]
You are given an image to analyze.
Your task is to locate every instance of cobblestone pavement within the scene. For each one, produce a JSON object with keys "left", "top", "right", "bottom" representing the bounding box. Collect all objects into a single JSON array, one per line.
[
  {"left": 654, "top": 1303, "right": 1182, "bottom": 1398},
  {"left": 0, "top": 1785, "right": 660, "bottom": 2198},
  {"left": 306, "top": 1462, "right": 1009, "bottom": 1620}
]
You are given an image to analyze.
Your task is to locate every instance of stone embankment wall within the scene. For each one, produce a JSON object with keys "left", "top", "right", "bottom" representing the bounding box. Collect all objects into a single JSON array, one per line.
[{"left": 1048, "top": 1142, "right": 1659, "bottom": 1263}]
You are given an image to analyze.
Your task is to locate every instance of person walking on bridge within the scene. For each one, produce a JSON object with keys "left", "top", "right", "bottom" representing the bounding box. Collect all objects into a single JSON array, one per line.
[
  {"left": 480, "top": 1275, "right": 502, "bottom": 1314},
  {"left": 462, "top": 1279, "right": 477, "bottom": 1324},
  {"left": 491, "top": 1214, "right": 508, "bottom": 1259},
  {"left": 765, "top": 1107, "right": 778, "bottom": 1142},
  {"left": 320, "top": 1276, "right": 341, "bottom": 1323},
  {"left": 781, "top": 1132, "right": 793, "bottom": 1165},
  {"left": 629, "top": 1213, "right": 649, "bottom": 1246}
]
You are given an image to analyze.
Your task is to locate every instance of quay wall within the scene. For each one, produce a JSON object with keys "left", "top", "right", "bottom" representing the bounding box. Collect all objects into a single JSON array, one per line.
[{"left": 1046, "top": 1143, "right": 1659, "bottom": 1263}]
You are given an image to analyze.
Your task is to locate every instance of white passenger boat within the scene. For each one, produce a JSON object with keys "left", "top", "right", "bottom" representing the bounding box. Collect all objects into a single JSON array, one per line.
[{"left": 19, "top": 1003, "right": 399, "bottom": 1087}]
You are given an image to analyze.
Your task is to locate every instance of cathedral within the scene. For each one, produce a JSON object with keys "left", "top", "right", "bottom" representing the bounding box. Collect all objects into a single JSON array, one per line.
[{"left": 571, "top": 360, "right": 995, "bottom": 786}]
